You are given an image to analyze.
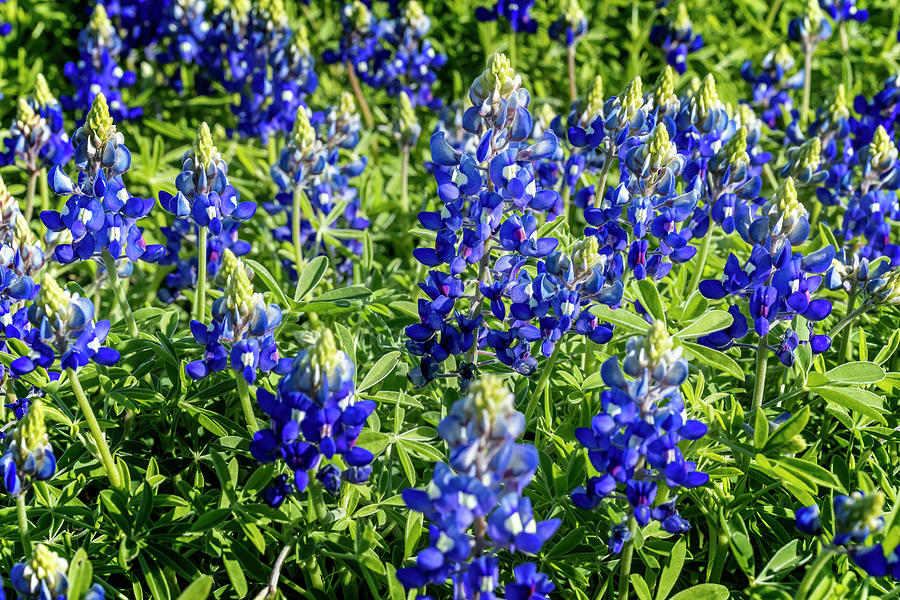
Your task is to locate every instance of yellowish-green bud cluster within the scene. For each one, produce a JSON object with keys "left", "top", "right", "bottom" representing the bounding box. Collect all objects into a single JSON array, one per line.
[
  {"left": 775, "top": 44, "right": 794, "bottom": 71},
  {"left": 85, "top": 93, "right": 116, "bottom": 145},
  {"left": 0, "top": 175, "right": 10, "bottom": 210},
  {"left": 38, "top": 276, "right": 70, "bottom": 320},
  {"left": 828, "top": 84, "right": 850, "bottom": 122},
  {"left": 406, "top": 0, "right": 426, "bottom": 25},
  {"left": 646, "top": 123, "right": 675, "bottom": 168},
  {"left": 467, "top": 374, "right": 514, "bottom": 421},
  {"left": 14, "top": 213, "right": 38, "bottom": 248},
  {"left": 479, "top": 53, "right": 520, "bottom": 100},
  {"left": 645, "top": 320, "right": 676, "bottom": 365},
  {"left": 89, "top": 4, "right": 112, "bottom": 33},
  {"left": 221, "top": 249, "right": 255, "bottom": 314},
  {"left": 693, "top": 74, "right": 721, "bottom": 119},
  {"left": 571, "top": 236, "right": 601, "bottom": 275},
  {"left": 339, "top": 92, "right": 357, "bottom": 120},
  {"left": 16, "top": 98, "right": 40, "bottom": 131},
  {"left": 310, "top": 328, "right": 341, "bottom": 375},
  {"left": 794, "top": 137, "right": 822, "bottom": 173},
  {"left": 27, "top": 545, "right": 67, "bottom": 592},
  {"left": 291, "top": 106, "right": 318, "bottom": 155},
  {"left": 260, "top": 0, "right": 287, "bottom": 25},
  {"left": 653, "top": 65, "right": 678, "bottom": 108},
  {"left": 837, "top": 491, "right": 885, "bottom": 536},
  {"left": 192, "top": 123, "right": 217, "bottom": 170},
  {"left": 398, "top": 92, "right": 418, "bottom": 136},
  {"left": 620, "top": 76, "right": 643, "bottom": 118},
  {"left": 805, "top": 0, "right": 825, "bottom": 31},
  {"left": 723, "top": 127, "right": 750, "bottom": 169},
  {"left": 565, "top": 0, "right": 586, "bottom": 27},
  {"left": 583, "top": 75, "right": 604, "bottom": 121},
  {"left": 536, "top": 104, "right": 556, "bottom": 130},
  {"left": 734, "top": 103, "right": 757, "bottom": 130},
  {"left": 294, "top": 24, "right": 310, "bottom": 56},
  {"left": 347, "top": 1, "right": 371, "bottom": 31},
  {"left": 869, "top": 125, "right": 898, "bottom": 170},
  {"left": 14, "top": 400, "right": 47, "bottom": 460},
  {"left": 34, "top": 74, "right": 55, "bottom": 109},
  {"left": 771, "top": 177, "right": 805, "bottom": 227},
  {"left": 674, "top": 2, "right": 692, "bottom": 31}
]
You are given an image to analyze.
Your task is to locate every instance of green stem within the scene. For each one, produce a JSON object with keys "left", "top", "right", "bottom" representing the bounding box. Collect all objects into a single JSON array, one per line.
[
  {"left": 67, "top": 368, "right": 123, "bottom": 489},
  {"left": 687, "top": 230, "right": 713, "bottom": 294},
  {"left": 831, "top": 304, "right": 869, "bottom": 340},
  {"left": 235, "top": 375, "right": 257, "bottom": 433},
  {"left": 593, "top": 148, "right": 615, "bottom": 209},
  {"left": 39, "top": 167, "right": 49, "bottom": 214},
  {"left": 508, "top": 30, "right": 517, "bottom": 68},
  {"left": 102, "top": 250, "right": 138, "bottom": 338},
  {"left": 752, "top": 334, "right": 769, "bottom": 412},
  {"left": 567, "top": 43, "right": 578, "bottom": 104},
  {"left": 17, "top": 493, "right": 31, "bottom": 556},
  {"left": 838, "top": 290, "right": 857, "bottom": 360},
  {"left": 400, "top": 145, "right": 410, "bottom": 214},
  {"left": 194, "top": 226, "right": 208, "bottom": 323},
  {"left": 345, "top": 60, "right": 374, "bottom": 129},
  {"left": 796, "top": 547, "right": 833, "bottom": 598},
  {"left": 801, "top": 43, "right": 813, "bottom": 126},
  {"left": 525, "top": 344, "right": 561, "bottom": 427},
  {"left": 764, "top": 0, "right": 784, "bottom": 32},
  {"left": 617, "top": 515, "right": 638, "bottom": 599},
  {"left": 309, "top": 483, "right": 329, "bottom": 523},
  {"left": 25, "top": 170, "right": 38, "bottom": 223},
  {"left": 291, "top": 185, "right": 304, "bottom": 282}
]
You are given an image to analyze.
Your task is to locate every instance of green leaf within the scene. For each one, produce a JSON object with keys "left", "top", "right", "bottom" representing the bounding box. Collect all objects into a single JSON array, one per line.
[
  {"left": 67, "top": 548, "right": 92, "bottom": 600},
  {"left": 223, "top": 552, "right": 248, "bottom": 598},
  {"left": 681, "top": 342, "right": 745, "bottom": 381},
  {"left": 635, "top": 279, "right": 666, "bottom": 323},
  {"left": 824, "top": 361, "right": 885, "bottom": 384},
  {"left": 679, "top": 291, "right": 708, "bottom": 322},
  {"left": 591, "top": 304, "right": 650, "bottom": 332},
  {"left": 675, "top": 310, "right": 733, "bottom": 339},
  {"left": 669, "top": 584, "right": 729, "bottom": 600},
  {"left": 759, "top": 540, "right": 800, "bottom": 578},
  {"left": 656, "top": 538, "right": 686, "bottom": 600},
  {"left": 176, "top": 575, "right": 213, "bottom": 600},
  {"left": 729, "top": 531, "right": 755, "bottom": 576},
  {"left": 311, "top": 285, "right": 372, "bottom": 302},
  {"left": 405, "top": 510, "right": 423, "bottom": 559},
  {"left": 293, "top": 255, "right": 329, "bottom": 301},
  {"left": 763, "top": 406, "right": 809, "bottom": 452},
  {"left": 631, "top": 574, "right": 653, "bottom": 600},
  {"left": 812, "top": 386, "right": 887, "bottom": 425},
  {"left": 754, "top": 407, "right": 769, "bottom": 450},
  {"left": 245, "top": 259, "right": 290, "bottom": 308},
  {"left": 777, "top": 456, "right": 844, "bottom": 491},
  {"left": 358, "top": 350, "right": 401, "bottom": 393}
]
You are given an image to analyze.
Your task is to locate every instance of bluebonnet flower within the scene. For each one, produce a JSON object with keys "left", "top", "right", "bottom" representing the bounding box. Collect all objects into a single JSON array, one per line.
[
  {"left": 571, "top": 322, "right": 708, "bottom": 550},
  {"left": 794, "top": 491, "right": 900, "bottom": 579},
  {"left": 475, "top": 0, "right": 538, "bottom": 33},
  {"left": 2, "top": 75, "right": 72, "bottom": 175},
  {"left": 251, "top": 328, "right": 375, "bottom": 503},
  {"left": 397, "top": 375, "right": 557, "bottom": 594},
  {"left": 789, "top": 0, "right": 832, "bottom": 46},
  {"left": 409, "top": 55, "right": 622, "bottom": 386},
  {"left": 10, "top": 275, "right": 119, "bottom": 376},
  {"left": 649, "top": 3, "right": 703, "bottom": 74},
  {"left": 820, "top": 0, "right": 868, "bottom": 23},
  {"left": 549, "top": 0, "right": 588, "bottom": 48},
  {"left": 154, "top": 0, "right": 211, "bottom": 84},
  {"left": 42, "top": 93, "right": 164, "bottom": 266},
  {"left": 740, "top": 45, "right": 804, "bottom": 129},
  {"left": 63, "top": 4, "right": 140, "bottom": 121},
  {"left": 699, "top": 177, "right": 834, "bottom": 363},
  {"left": 9, "top": 543, "right": 106, "bottom": 600},
  {"left": 395, "top": 91, "right": 422, "bottom": 149},
  {"left": 186, "top": 249, "right": 290, "bottom": 383},
  {"left": 0, "top": 399, "right": 54, "bottom": 498},
  {"left": 268, "top": 97, "right": 369, "bottom": 282}
]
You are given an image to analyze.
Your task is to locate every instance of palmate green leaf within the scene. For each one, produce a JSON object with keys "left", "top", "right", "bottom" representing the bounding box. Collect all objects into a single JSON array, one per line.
[
  {"left": 656, "top": 538, "right": 686, "bottom": 600},
  {"left": 66, "top": 548, "right": 92, "bottom": 600},
  {"left": 824, "top": 361, "right": 885, "bottom": 384},
  {"left": 754, "top": 407, "right": 769, "bottom": 449},
  {"left": 634, "top": 279, "right": 666, "bottom": 323},
  {"left": 759, "top": 540, "right": 801, "bottom": 579},
  {"left": 763, "top": 406, "right": 809, "bottom": 452},
  {"left": 591, "top": 304, "right": 650, "bottom": 332},
  {"left": 631, "top": 575, "right": 653, "bottom": 600},
  {"left": 293, "top": 255, "right": 329, "bottom": 301},
  {"left": 245, "top": 258, "right": 291, "bottom": 308},
  {"left": 310, "top": 285, "right": 372, "bottom": 302},
  {"left": 811, "top": 386, "right": 887, "bottom": 425},
  {"left": 681, "top": 341, "right": 745, "bottom": 381}
]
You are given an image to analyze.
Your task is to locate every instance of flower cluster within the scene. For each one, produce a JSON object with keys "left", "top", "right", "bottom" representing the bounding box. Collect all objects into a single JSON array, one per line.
[
  {"left": 740, "top": 44, "right": 804, "bottom": 129},
  {"left": 795, "top": 491, "right": 900, "bottom": 579},
  {"left": 475, "top": 0, "right": 538, "bottom": 34},
  {"left": 699, "top": 177, "right": 834, "bottom": 364},
  {"left": 0, "top": 178, "right": 41, "bottom": 336},
  {"left": 268, "top": 97, "right": 369, "bottom": 282},
  {"left": 0, "top": 399, "right": 54, "bottom": 498},
  {"left": 10, "top": 275, "right": 119, "bottom": 376},
  {"left": 571, "top": 323, "right": 708, "bottom": 552},
  {"left": 549, "top": 0, "right": 588, "bottom": 48},
  {"left": 397, "top": 374, "right": 557, "bottom": 596},
  {"left": 250, "top": 328, "right": 375, "bottom": 504},
  {"left": 42, "top": 93, "right": 164, "bottom": 266},
  {"left": 2, "top": 74, "right": 72, "bottom": 174},
  {"left": 408, "top": 54, "right": 628, "bottom": 387},
  {"left": 325, "top": 1, "right": 446, "bottom": 109},
  {"left": 7, "top": 544, "right": 106, "bottom": 600},
  {"left": 649, "top": 3, "right": 703, "bottom": 74},
  {"left": 63, "top": 4, "right": 140, "bottom": 121},
  {"left": 186, "top": 249, "right": 289, "bottom": 383}
]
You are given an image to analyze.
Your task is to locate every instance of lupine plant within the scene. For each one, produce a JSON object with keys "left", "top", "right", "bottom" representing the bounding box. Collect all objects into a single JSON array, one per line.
[{"left": 1, "top": 1, "right": 900, "bottom": 598}]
